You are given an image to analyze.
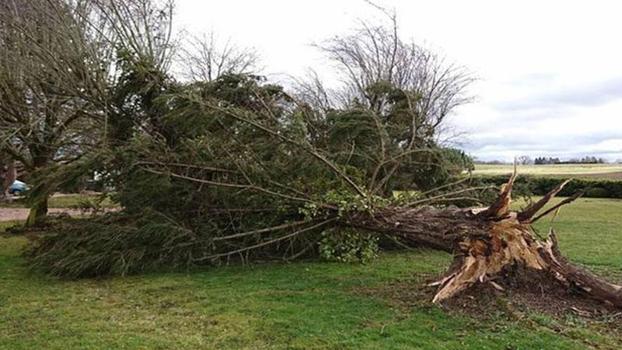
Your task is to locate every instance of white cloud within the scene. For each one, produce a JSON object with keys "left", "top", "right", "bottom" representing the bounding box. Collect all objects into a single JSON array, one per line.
[{"left": 175, "top": 0, "right": 622, "bottom": 161}]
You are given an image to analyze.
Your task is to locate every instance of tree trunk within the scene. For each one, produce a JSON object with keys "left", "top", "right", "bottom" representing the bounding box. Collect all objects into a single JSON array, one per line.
[
  {"left": 24, "top": 152, "right": 52, "bottom": 227},
  {"left": 345, "top": 176, "right": 622, "bottom": 308},
  {"left": 26, "top": 195, "right": 48, "bottom": 227},
  {"left": 1, "top": 160, "right": 17, "bottom": 199}
]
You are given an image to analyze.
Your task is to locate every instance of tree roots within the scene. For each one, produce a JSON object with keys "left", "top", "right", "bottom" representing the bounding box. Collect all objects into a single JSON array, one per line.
[{"left": 429, "top": 174, "right": 622, "bottom": 307}]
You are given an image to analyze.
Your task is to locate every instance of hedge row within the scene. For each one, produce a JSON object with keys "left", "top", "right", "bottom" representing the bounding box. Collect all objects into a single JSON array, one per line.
[{"left": 474, "top": 175, "right": 622, "bottom": 199}]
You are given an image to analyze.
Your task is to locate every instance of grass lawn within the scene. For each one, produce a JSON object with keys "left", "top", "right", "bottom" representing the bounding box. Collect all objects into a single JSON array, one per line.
[
  {"left": 473, "top": 163, "right": 622, "bottom": 179},
  {"left": 0, "top": 194, "right": 116, "bottom": 209},
  {"left": 1, "top": 198, "right": 622, "bottom": 349}
]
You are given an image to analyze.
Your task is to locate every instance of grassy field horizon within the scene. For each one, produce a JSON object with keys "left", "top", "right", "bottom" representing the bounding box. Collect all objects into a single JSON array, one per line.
[{"left": 473, "top": 163, "right": 622, "bottom": 179}]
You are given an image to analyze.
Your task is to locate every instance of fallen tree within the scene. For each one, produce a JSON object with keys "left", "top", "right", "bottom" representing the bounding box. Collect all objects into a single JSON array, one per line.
[
  {"left": 22, "top": 11, "right": 621, "bottom": 309},
  {"left": 26, "top": 165, "right": 622, "bottom": 308},
  {"left": 25, "top": 75, "right": 622, "bottom": 309}
]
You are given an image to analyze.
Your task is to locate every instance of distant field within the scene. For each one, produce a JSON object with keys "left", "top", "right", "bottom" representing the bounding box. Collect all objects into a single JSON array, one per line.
[{"left": 474, "top": 163, "right": 622, "bottom": 179}]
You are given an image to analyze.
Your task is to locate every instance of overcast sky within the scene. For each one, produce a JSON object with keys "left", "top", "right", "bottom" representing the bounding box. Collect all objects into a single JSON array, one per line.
[{"left": 175, "top": 0, "right": 622, "bottom": 161}]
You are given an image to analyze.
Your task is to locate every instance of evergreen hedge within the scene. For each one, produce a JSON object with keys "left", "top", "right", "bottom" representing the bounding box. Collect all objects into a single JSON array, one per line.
[{"left": 475, "top": 175, "right": 622, "bottom": 199}]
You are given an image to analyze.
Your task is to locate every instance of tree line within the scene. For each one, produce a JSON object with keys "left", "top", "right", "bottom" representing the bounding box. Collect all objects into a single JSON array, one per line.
[
  {"left": 484, "top": 155, "right": 609, "bottom": 165},
  {"left": 533, "top": 156, "right": 607, "bottom": 165}
]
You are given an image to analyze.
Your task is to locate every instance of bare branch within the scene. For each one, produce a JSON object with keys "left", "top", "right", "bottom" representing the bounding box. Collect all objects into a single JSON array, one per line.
[{"left": 178, "top": 32, "right": 260, "bottom": 82}]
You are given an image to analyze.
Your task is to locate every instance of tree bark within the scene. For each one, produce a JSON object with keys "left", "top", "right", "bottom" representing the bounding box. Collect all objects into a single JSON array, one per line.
[
  {"left": 25, "top": 154, "right": 52, "bottom": 227},
  {"left": 1, "top": 160, "right": 17, "bottom": 199},
  {"left": 26, "top": 196, "right": 48, "bottom": 227},
  {"left": 345, "top": 176, "right": 622, "bottom": 308}
]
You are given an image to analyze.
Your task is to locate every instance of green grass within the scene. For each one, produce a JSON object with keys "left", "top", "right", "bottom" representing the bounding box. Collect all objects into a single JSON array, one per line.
[
  {"left": 0, "top": 221, "right": 22, "bottom": 231},
  {"left": 529, "top": 197, "right": 622, "bottom": 275},
  {"left": 1, "top": 198, "right": 622, "bottom": 349},
  {"left": 0, "top": 194, "right": 116, "bottom": 209},
  {"left": 474, "top": 163, "right": 622, "bottom": 178}
]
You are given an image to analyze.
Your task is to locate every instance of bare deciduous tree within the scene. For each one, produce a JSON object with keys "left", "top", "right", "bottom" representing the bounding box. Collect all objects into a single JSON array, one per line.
[
  {"left": 0, "top": 0, "right": 177, "bottom": 225},
  {"left": 91, "top": 0, "right": 176, "bottom": 72},
  {"left": 290, "top": 16, "right": 476, "bottom": 195},
  {"left": 292, "top": 69, "right": 337, "bottom": 114},
  {"left": 314, "top": 19, "right": 473, "bottom": 130},
  {"left": 517, "top": 155, "right": 533, "bottom": 165},
  {"left": 178, "top": 32, "right": 260, "bottom": 82},
  {"left": 0, "top": 0, "right": 110, "bottom": 224}
]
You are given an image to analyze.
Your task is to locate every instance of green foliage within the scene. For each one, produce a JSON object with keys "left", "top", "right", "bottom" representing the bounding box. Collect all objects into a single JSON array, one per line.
[
  {"left": 319, "top": 228, "right": 379, "bottom": 263},
  {"left": 24, "top": 209, "right": 320, "bottom": 278},
  {"left": 440, "top": 147, "right": 474, "bottom": 173},
  {"left": 320, "top": 190, "right": 391, "bottom": 217},
  {"left": 317, "top": 79, "right": 475, "bottom": 194},
  {"left": 584, "top": 187, "right": 610, "bottom": 198},
  {"left": 476, "top": 175, "right": 622, "bottom": 198},
  {"left": 391, "top": 190, "right": 424, "bottom": 203},
  {"left": 26, "top": 68, "right": 476, "bottom": 277},
  {"left": 106, "top": 50, "right": 174, "bottom": 145},
  {"left": 25, "top": 213, "right": 203, "bottom": 278}
]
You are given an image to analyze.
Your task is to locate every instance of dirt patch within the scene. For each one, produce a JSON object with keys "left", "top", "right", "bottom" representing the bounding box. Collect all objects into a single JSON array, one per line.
[
  {"left": 442, "top": 271, "right": 621, "bottom": 323},
  {"left": 353, "top": 269, "right": 622, "bottom": 332},
  {"left": 0, "top": 208, "right": 84, "bottom": 222},
  {"left": 0, "top": 207, "right": 119, "bottom": 222}
]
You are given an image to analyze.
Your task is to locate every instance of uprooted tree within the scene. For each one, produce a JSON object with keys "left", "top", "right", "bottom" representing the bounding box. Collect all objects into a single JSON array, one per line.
[
  {"left": 27, "top": 75, "right": 622, "bottom": 308},
  {"left": 23, "top": 1, "right": 621, "bottom": 309}
]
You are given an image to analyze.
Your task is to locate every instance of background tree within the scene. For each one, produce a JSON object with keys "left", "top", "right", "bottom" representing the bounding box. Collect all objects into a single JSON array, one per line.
[
  {"left": 0, "top": 0, "right": 176, "bottom": 225},
  {"left": 179, "top": 32, "right": 260, "bottom": 82},
  {"left": 517, "top": 155, "right": 533, "bottom": 165},
  {"left": 87, "top": 0, "right": 176, "bottom": 146},
  {"left": 294, "top": 16, "right": 474, "bottom": 192},
  {"left": 0, "top": 155, "right": 16, "bottom": 199},
  {"left": 0, "top": 0, "right": 112, "bottom": 224}
]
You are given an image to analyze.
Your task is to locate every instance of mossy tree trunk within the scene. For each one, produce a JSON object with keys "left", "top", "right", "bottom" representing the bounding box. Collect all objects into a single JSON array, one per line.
[
  {"left": 26, "top": 196, "right": 49, "bottom": 227},
  {"left": 24, "top": 152, "right": 52, "bottom": 227}
]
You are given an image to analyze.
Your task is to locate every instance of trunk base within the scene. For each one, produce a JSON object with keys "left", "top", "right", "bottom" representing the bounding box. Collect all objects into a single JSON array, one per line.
[
  {"left": 26, "top": 197, "right": 49, "bottom": 227},
  {"left": 428, "top": 175, "right": 622, "bottom": 308},
  {"left": 353, "top": 174, "right": 622, "bottom": 309},
  {"left": 431, "top": 267, "right": 622, "bottom": 321}
]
